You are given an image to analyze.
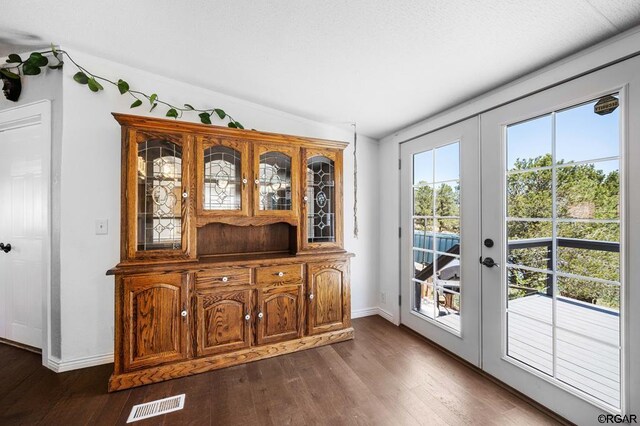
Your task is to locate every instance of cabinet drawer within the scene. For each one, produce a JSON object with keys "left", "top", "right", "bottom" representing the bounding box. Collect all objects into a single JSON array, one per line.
[
  {"left": 255, "top": 264, "right": 303, "bottom": 284},
  {"left": 196, "top": 267, "right": 251, "bottom": 288}
]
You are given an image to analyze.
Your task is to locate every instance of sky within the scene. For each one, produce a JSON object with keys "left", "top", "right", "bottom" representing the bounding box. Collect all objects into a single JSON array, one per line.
[
  {"left": 412, "top": 95, "right": 620, "bottom": 183},
  {"left": 507, "top": 96, "right": 620, "bottom": 174}
]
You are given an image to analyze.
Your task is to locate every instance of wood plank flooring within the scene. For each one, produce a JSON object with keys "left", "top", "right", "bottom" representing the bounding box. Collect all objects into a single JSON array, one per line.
[{"left": 0, "top": 316, "right": 563, "bottom": 426}]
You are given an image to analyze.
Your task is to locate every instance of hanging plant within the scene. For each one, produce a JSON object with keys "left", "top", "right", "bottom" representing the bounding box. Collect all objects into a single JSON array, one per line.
[{"left": 0, "top": 44, "right": 244, "bottom": 129}]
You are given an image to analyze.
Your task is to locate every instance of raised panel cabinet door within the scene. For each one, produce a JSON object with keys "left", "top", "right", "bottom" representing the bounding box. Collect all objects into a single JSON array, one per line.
[
  {"left": 300, "top": 149, "right": 344, "bottom": 251},
  {"left": 196, "top": 136, "right": 250, "bottom": 218},
  {"left": 307, "top": 262, "right": 350, "bottom": 335},
  {"left": 256, "top": 284, "right": 304, "bottom": 345},
  {"left": 196, "top": 289, "right": 252, "bottom": 356},
  {"left": 122, "top": 273, "right": 188, "bottom": 370},
  {"left": 125, "top": 129, "right": 195, "bottom": 261},
  {"left": 252, "top": 143, "right": 300, "bottom": 221}
]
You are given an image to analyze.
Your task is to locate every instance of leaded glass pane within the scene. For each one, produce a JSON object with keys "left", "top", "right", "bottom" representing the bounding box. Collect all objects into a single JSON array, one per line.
[
  {"left": 307, "top": 156, "right": 335, "bottom": 243},
  {"left": 203, "top": 146, "right": 242, "bottom": 210},
  {"left": 259, "top": 151, "right": 292, "bottom": 211},
  {"left": 137, "top": 139, "right": 182, "bottom": 251}
]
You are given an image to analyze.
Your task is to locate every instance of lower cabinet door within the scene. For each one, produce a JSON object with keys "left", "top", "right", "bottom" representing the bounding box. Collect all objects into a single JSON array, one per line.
[
  {"left": 196, "top": 289, "right": 252, "bottom": 356},
  {"left": 308, "top": 261, "right": 350, "bottom": 335},
  {"left": 256, "top": 284, "right": 304, "bottom": 345},
  {"left": 122, "top": 273, "right": 188, "bottom": 370}
]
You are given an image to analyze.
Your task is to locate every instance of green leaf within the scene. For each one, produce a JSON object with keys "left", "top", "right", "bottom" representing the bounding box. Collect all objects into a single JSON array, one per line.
[
  {"left": 130, "top": 99, "right": 143, "bottom": 108},
  {"left": 48, "top": 62, "right": 64, "bottom": 70},
  {"left": 0, "top": 68, "right": 20, "bottom": 79},
  {"left": 117, "top": 79, "right": 130, "bottom": 95},
  {"left": 166, "top": 108, "right": 179, "bottom": 118},
  {"left": 28, "top": 52, "right": 49, "bottom": 67},
  {"left": 227, "top": 122, "right": 237, "bottom": 128},
  {"left": 199, "top": 112, "right": 212, "bottom": 125},
  {"left": 150, "top": 103, "right": 158, "bottom": 112},
  {"left": 22, "top": 63, "right": 41, "bottom": 75},
  {"left": 149, "top": 93, "right": 157, "bottom": 105},
  {"left": 235, "top": 122, "right": 244, "bottom": 129},
  {"left": 214, "top": 108, "right": 226, "bottom": 119},
  {"left": 87, "top": 77, "right": 104, "bottom": 92},
  {"left": 184, "top": 104, "right": 194, "bottom": 110},
  {"left": 73, "top": 71, "right": 89, "bottom": 84},
  {"left": 6, "top": 54, "right": 22, "bottom": 63}
]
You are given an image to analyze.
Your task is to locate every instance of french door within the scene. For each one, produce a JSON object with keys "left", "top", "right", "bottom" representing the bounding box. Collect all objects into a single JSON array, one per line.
[
  {"left": 481, "top": 56, "right": 640, "bottom": 422},
  {"left": 400, "top": 117, "right": 481, "bottom": 365},
  {"left": 401, "top": 56, "right": 640, "bottom": 423}
]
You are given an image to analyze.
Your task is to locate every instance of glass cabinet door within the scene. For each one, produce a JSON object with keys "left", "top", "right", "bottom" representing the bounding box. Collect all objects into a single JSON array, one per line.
[
  {"left": 135, "top": 133, "right": 186, "bottom": 253},
  {"left": 197, "top": 138, "right": 249, "bottom": 217},
  {"left": 302, "top": 149, "right": 343, "bottom": 249},
  {"left": 253, "top": 144, "right": 299, "bottom": 218}
]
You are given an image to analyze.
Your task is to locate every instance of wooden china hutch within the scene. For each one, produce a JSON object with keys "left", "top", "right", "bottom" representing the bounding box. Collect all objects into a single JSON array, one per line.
[{"left": 107, "top": 114, "right": 353, "bottom": 391}]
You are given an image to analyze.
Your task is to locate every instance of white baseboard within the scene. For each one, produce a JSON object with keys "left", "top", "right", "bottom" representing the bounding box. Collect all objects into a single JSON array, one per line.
[
  {"left": 351, "top": 307, "right": 380, "bottom": 318},
  {"left": 352, "top": 307, "right": 395, "bottom": 323},
  {"left": 377, "top": 308, "right": 394, "bottom": 323},
  {"left": 47, "top": 352, "right": 114, "bottom": 372}
]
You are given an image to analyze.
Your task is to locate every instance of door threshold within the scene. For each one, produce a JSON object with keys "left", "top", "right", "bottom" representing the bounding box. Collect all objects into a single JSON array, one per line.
[{"left": 0, "top": 337, "right": 41, "bottom": 355}]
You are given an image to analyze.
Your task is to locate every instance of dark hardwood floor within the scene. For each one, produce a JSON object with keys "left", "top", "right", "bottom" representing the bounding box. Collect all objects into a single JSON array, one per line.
[{"left": 0, "top": 316, "right": 562, "bottom": 426}]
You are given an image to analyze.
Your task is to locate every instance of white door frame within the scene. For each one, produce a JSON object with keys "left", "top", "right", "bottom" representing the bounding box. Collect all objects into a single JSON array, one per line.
[
  {"left": 480, "top": 55, "right": 640, "bottom": 423},
  {"left": 0, "top": 100, "right": 52, "bottom": 367},
  {"left": 399, "top": 117, "right": 481, "bottom": 366}
]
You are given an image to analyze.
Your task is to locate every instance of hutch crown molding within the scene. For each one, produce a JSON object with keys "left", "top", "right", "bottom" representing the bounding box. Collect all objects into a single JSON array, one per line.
[{"left": 107, "top": 113, "right": 354, "bottom": 391}]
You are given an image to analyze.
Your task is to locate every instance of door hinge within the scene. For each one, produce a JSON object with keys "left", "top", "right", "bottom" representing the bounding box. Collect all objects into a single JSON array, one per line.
[
  {"left": 398, "top": 159, "right": 401, "bottom": 169},
  {"left": 399, "top": 295, "right": 402, "bottom": 306},
  {"left": 398, "top": 227, "right": 401, "bottom": 238}
]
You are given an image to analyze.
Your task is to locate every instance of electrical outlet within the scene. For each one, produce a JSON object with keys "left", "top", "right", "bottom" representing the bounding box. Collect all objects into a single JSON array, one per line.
[
  {"left": 380, "top": 292, "right": 386, "bottom": 304},
  {"left": 95, "top": 219, "right": 108, "bottom": 235}
]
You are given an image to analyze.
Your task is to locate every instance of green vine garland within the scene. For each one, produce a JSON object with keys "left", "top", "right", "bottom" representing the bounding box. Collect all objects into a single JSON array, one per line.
[{"left": 0, "top": 44, "right": 244, "bottom": 128}]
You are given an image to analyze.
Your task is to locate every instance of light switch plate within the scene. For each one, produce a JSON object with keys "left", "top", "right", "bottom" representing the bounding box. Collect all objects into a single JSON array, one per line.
[{"left": 96, "top": 219, "right": 108, "bottom": 235}]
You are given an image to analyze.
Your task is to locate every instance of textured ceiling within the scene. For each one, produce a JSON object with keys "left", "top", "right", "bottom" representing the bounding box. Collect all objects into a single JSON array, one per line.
[{"left": 1, "top": 1, "right": 640, "bottom": 138}]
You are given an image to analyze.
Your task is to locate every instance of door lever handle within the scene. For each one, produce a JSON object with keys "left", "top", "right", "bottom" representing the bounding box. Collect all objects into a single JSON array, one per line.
[
  {"left": 480, "top": 257, "right": 499, "bottom": 268},
  {"left": 0, "top": 243, "right": 11, "bottom": 253}
]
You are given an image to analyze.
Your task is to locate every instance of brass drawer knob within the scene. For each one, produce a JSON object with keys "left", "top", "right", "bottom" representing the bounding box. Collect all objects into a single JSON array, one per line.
[
  {"left": 222, "top": 276, "right": 229, "bottom": 282},
  {"left": 278, "top": 271, "right": 284, "bottom": 277},
  {"left": 244, "top": 314, "right": 250, "bottom": 321},
  {"left": 258, "top": 312, "right": 264, "bottom": 319},
  {"left": 309, "top": 294, "right": 314, "bottom": 300},
  {"left": 181, "top": 310, "right": 187, "bottom": 317}
]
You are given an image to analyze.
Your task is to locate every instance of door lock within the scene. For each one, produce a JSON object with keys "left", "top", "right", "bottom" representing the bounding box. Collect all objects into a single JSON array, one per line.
[
  {"left": 480, "top": 257, "right": 499, "bottom": 268},
  {"left": 0, "top": 243, "right": 11, "bottom": 253}
]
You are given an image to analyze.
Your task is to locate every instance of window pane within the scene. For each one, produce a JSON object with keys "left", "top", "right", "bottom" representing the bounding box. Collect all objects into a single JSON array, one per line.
[
  {"left": 507, "top": 313, "right": 553, "bottom": 376},
  {"left": 203, "top": 145, "right": 241, "bottom": 210},
  {"left": 556, "top": 160, "right": 619, "bottom": 220},
  {"left": 413, "top": 185, "right": 433, "bottom": 217},
  {"left": 435, "top": 181, "right": 460, "bottom": 217},
  {"left": 413, "top": 150, "right": 433, "bottom": 185},
  {"left": 507, "top": 114, "right": 552, "bottom": 171},
  {"left": 434, "top": 142, "right": 459, "bottom": 182},
  {"left": 307, "top": 156, "right": 335, "bottom": 243},
  {"left": 507, "top": 169, "right": 552, "bottom": 218},
  {"left": 137, "top": 138, "right": 182, "bottom": 251},
  {"left": 507, "top": 268, "right": 553, "bottom": 320},
  {"left": 259, "top": 152, "right": 292, "bottom": 211},
  {"left": 507, "top": 221, "right": 552, "bottom": 270},
  {"left": 556, "top": 96, "right": 620, "bottom": 164}
]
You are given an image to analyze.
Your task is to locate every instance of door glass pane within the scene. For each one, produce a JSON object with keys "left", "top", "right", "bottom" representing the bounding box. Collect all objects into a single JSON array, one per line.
[
  {"left": 137, "top": 138, "right": 182, "bottom": 251},
  {"left": 307, "top": 156, "right": 335, "bottom": 243},
  {"left": 412, "top": 141, "right": 461, "bottom": 332},
  {"left": 504, "top": 94, "right": 621, "bottom": 408},
  {"left": 259, "top": 151, "right": 292, "bottom": 211},
  {"left": 203, "top": 145, "right": 242, "bottom": 210}
]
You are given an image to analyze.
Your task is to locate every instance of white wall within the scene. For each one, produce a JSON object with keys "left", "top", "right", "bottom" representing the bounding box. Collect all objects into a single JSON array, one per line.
[
  {"left": 56, "top": 49, "right": 380, "bottom": 365},
  {"left": 377, "top": 26, "right": 640, "bottom": 326}
]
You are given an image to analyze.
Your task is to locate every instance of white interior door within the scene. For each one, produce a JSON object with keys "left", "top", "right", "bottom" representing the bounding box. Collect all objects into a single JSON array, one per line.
[
  {"left": 481, "top": 56, "right": 640, "bottom": 423},
  {"left": 400, "top": 117, "right": 481, "bottom": 365},
  {"left": 0, "top": 103, "right": 50, "bottom": 350}
]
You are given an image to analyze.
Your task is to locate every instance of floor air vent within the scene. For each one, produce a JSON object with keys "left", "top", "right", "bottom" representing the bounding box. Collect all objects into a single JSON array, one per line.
[{"left": 126, "top": 394, "right": 185, "bottom": 423}]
